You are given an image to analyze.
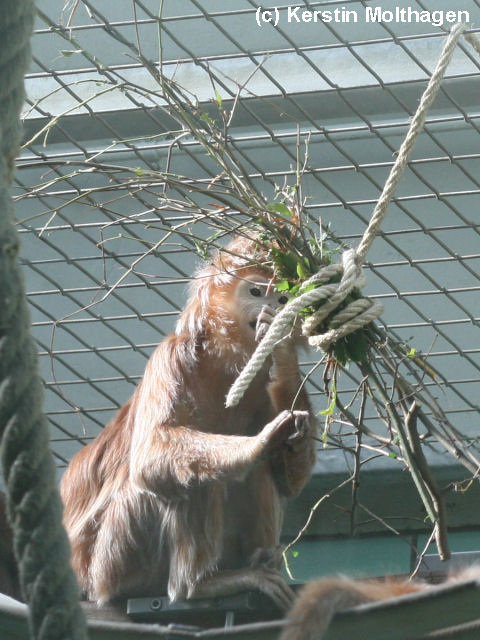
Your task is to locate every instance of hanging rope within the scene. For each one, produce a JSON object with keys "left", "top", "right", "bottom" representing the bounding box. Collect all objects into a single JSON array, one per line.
[
  {"left": 226, "top": 22, "right": 468, "bottom": 408},
  {"left": 355, "top": 22, "right": 467, "bottom": 263},
  {"left": 0, "top": 2, "right": 87, "bottom": 639}
]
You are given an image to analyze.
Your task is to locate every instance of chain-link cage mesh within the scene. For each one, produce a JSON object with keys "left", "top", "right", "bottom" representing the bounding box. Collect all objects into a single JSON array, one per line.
[{"left": 16, "top": 1, "right": 480, "bottom": 485}]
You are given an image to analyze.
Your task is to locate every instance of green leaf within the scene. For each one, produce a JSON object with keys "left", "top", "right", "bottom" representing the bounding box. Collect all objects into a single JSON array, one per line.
[
  {"left": 215, "top": 91, "right": 223, "bottom": 108},
  {"left": 200, "top": 112, "right": 214, "bottom": 126},
  {"left": 300, "top": 283, "right": 319, "bottom": 294},
  {"left": 296, "top": 258, "right": 310, "bottom": 279},
  {"left": 333, "top": 339, "right": 348, "bottom": 366},
  {"left": 134, "top": 168, "right": 145, "bottom": 176},
  {"left": 319, "top": 381, "right": 337, "bottom": 416},
  {"left": 276, "top": 280, "right": 291, "bottom": 292},
  {"left": 319, "top": 397, "right": 336, "bottom": 416},
  {"left": 291, "top": 550, "right": 299, "bottom": 558},
  {"left": 270, "top": 248, "right": 299, "bottom": 280},
  {"left": 389, "top": 452, "right": 397, "bottom": 459},
  {"left": 345, "top": 332, "right": 368, "bottom": 363},
  {"left": 267, "top": 202, "right": 293, "bottom": 217},
  {"left": 407, "top": 347, "right": 417, "bottom": 358}
]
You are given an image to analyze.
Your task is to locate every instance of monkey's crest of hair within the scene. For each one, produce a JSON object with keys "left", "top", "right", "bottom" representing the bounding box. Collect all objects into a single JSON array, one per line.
[{"left": 175, "top": 234, "right": 273, "bottom": 338}]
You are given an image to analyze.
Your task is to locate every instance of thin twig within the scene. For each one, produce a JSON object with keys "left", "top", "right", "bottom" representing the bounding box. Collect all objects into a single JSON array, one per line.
[
  {"left": 282, "top": 476, "right": 354, "bottom": 579},
  {"left": 404, "top": 401, "right": 451, "bottom": 560},
  {"left": 350, "top": 383, "right": 367, "bottom": 535}
]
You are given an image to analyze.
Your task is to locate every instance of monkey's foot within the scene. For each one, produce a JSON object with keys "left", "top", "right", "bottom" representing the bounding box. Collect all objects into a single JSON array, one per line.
[
  {"left": 189, "top": 566, "right": 294, "bottom": 612},
  {"left": 250, "top": 567, "right": 295, "bottom": 611}
]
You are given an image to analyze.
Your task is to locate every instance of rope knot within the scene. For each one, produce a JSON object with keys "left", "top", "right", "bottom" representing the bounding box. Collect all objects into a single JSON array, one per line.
[
  {"left": 225, "top": 249, "right": 382, "bottom": 408},
  {"left": 301, "top": 249, "right": 383, "bottom": 352}
]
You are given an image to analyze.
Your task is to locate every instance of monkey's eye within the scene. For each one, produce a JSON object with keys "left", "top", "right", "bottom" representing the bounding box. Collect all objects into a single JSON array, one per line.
[
  {"left": 249, "top": 287, "right": 262, "bottom": 297},
  {"left": 278, "top": 295, "right": 289, "bottom": 305}
]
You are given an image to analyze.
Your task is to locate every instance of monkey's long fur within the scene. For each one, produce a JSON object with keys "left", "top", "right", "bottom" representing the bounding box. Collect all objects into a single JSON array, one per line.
[{"left": 61, "top": 235, "right": 316, "bottom": 607}]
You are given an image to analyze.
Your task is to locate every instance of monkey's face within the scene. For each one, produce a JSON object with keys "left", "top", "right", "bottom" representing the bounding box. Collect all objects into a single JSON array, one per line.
[{"left": 230, "top": 273, "right": 289, "bottom": 344}]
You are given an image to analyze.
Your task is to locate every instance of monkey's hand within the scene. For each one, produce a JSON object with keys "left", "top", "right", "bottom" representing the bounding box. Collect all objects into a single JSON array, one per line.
[
  {"left": 286, "top": 411, "right": 310, "bottom": 448},
  {"left": 258, "top": 410, "right": 308, "bottom": 450},
  {"left": 255, "top": 303, "right": 300, "bottom": 344},
  {"left": 255, "top": 304, "right": 276, "bottom": 342}
]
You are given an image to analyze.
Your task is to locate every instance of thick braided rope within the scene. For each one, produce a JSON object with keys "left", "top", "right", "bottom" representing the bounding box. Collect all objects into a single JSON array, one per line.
[
  {"left": 226, "top": 23, "right": 467, "bottom": 408},
  {"left": 464, "top": 32, "right": 480, "bottom": 57},
  {"left": 356, "top": 22, "right": 467, "bottom": 262},
  {"left": 0, "top": 3, "right": 87, "bottom": 639},
  {"left": 226, "top": 252, "right": 382, "bottom": 407},
  {"left": 301, "top": 249, "right": 364, "bottom": 337}
]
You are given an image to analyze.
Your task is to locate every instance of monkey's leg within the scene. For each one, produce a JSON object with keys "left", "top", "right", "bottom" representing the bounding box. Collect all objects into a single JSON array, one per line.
[{"left": 189, "top": 566, "right": 295, "bottom": 611}]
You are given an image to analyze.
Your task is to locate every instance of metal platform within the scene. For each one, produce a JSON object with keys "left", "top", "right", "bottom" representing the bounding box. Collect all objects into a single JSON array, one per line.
[{"left": 3, "top": 574, "right": 480, "bottom": 640}]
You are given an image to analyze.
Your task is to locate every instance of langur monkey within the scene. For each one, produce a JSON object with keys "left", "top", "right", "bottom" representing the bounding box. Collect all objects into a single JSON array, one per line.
[{"left": 61, "top": 234, "right": 317, "bottom": 608}]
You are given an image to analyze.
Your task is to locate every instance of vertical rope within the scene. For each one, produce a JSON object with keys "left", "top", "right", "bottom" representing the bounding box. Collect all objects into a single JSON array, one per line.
[
  {"left": 355, "top": 22, "right": 467, "bottom": 262},
  {"left": 0, "top": 2, "right": 87, "bottom": 638},
  {"left": 226, "top": 23, "right": 470, "bottom": 407}
]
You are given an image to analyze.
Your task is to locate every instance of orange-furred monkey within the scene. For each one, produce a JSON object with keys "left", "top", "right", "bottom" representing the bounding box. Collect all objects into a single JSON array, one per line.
[
  {"left": 281, "top": 567, "right": 480, "bottom": 640},
  {"left": 61, "top": 234, "right": 316, "bottom": 608}
]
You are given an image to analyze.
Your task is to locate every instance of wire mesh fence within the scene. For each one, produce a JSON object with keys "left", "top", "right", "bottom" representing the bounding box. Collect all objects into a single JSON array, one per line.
[{"left": 16, "top": 0, "right": 480, "bottom": 530}]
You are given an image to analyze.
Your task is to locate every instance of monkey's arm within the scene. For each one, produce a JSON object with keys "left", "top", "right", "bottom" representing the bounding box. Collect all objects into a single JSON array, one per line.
[
  {"left": 130, "top": 409, "right": 301, "bottom": 496},
  {"left": 267, "top": 344, "right": 317, "bottom": 497}
]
